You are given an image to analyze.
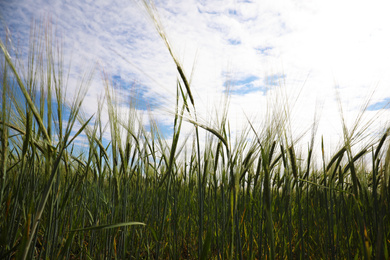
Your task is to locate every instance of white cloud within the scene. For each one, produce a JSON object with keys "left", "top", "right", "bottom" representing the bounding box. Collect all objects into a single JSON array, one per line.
[{"left": 1, "top": 0, "right": 390, "bottom": 158}]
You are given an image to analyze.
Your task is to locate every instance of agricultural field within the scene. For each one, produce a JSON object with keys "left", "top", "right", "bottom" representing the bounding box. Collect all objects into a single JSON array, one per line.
[{"left": 1, "top": 3, "right": 390, "bottom": 260}]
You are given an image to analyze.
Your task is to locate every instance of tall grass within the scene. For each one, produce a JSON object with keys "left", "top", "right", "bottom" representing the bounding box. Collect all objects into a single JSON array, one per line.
[{"left": 1, "top": 9, "right": 390, "bottom": 260}]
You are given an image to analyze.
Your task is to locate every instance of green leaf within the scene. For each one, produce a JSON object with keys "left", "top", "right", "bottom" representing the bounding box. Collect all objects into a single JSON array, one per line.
[
  {"left": 148, "top": 226, "right": 158, "bottom": 242},
  {"left": 65, "top": 114, "right": 94, "bottom": 149},
  {"left": 200, "top": 229, "right": 212, "bottom": 260},
  {"left": 69, "top": 221, "right": 145, "bottom": 232}
]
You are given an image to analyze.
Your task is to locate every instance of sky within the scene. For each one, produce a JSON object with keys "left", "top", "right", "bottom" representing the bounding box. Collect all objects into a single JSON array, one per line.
[{"left": 1, "top": 0, "right": 390, "bottom": 159}]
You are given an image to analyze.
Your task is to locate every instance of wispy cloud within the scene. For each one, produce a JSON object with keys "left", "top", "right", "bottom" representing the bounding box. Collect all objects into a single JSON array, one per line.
[
  {"left": 1, "top": 0, "right": 390, "bottom": 155},
  {"left": 368, "top": 97, "right": 390, "bottom": 111}
]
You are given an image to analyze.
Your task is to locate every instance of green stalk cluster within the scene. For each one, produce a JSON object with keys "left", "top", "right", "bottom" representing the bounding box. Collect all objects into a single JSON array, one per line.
[{"left": 0, "top": 12, "right": 389, "bottom": 260}]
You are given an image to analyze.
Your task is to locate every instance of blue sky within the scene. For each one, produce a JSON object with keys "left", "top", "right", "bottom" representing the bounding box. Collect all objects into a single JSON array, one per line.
[{"left": 1, "top": 0, "right": 390, "bottom": 154}]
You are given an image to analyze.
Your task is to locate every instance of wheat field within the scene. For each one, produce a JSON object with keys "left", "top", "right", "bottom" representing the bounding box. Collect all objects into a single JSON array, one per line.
[{"left": 1, "top": 3, "right": 389, "bottom": 259}]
